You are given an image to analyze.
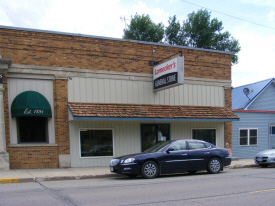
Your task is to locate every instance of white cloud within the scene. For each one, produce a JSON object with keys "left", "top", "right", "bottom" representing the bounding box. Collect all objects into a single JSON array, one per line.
[
  {"left": 268, "top": 10, "right": 274, "bottom": 21},
  {"left": 40, "top": 0, "right": 126, "bottom": 38},
  {"left": 132, "top": 1, "right": 169, "bottom": 26},
  {"left": 232, "top": 30, "right": 275, "bottom": 87}
]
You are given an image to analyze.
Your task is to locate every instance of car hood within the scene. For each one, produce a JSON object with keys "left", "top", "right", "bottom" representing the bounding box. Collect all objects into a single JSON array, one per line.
[
  {"left": 256, "top": 149, "right": 275, "bottom": 156},
  {"left": 113, "top": 152, "right": 155, "bottom": 160}
]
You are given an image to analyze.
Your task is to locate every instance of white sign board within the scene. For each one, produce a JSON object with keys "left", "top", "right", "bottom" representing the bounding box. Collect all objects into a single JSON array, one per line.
[{"left": 153, "top": 56, "right": 184, "bottom": 91}]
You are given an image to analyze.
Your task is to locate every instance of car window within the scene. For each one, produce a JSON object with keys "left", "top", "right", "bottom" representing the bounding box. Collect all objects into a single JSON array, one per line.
[
  {"left": 169, "top": 141, "right": 187, "bottom": 151},
  {"left": 188, "top": 141, "right": 207, "bottom": 150}
]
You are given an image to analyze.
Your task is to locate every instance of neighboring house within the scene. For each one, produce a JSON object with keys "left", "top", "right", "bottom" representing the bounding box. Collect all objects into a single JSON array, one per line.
[{"left": 232, "top": 78, "right": 275, "bottom": 158}]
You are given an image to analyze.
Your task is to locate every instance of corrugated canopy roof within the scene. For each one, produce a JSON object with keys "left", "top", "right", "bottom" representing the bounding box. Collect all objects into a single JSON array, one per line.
[
  {"left": 232, "top": 78, "right": 275, "bottom": 110},
  {"left": 68, "top": 102, "right": 239, "bottom": 121}
]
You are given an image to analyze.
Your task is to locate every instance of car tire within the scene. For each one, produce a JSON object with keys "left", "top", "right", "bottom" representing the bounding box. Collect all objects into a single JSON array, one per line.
[
  {"left": 260, "top": 164, "right": 269, "bottom": 168},
  {"left": 141, "top": 161, "right": 159, "bottom": 179},
  {"left": 207, "top": 157, "right": 222, "bottom": 174}
]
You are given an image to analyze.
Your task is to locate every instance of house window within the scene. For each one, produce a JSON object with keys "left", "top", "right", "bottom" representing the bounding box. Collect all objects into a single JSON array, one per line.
[
  {"left": 17, "top": 117, "right": 48, "bottom": 143},
  {"left": 192, "top": 129, "right": 216, "bottom": 145},
  {"left": 239, "top": 129, "right": 258, "bottom": 146},
  {"left": 80, "top": 129, "right": 113, "bottom": 157},
  {"left": 0, "top": 73, "right": 2, "bottom": 84},
  {"left": 141, "top": 124, "right": 170, "bottom": 152},
  {"left": 271, "top": 126, "right": 275, "bottom": 135}
]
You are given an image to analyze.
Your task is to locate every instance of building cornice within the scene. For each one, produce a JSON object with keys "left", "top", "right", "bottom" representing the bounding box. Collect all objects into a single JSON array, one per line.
[{"left": 6, "top": 64, "right": 232, "bottom": 88}]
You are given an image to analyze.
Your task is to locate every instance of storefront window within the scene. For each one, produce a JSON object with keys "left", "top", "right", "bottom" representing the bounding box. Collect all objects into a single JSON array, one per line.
[
  {"left": 141, "top": 124, "right": 170, "bottom": 152},
  {"left": 0, "top": 73, "right": 2, "bottom": 84},
  {"left": 17, "top": 117, "right": 48, "bottom": 143},
  {"left": 80, "top": 129, "right": 113, "bottom": 157},
  {"left": 192, "top": 129, "right": 216, "bottom": 145}
]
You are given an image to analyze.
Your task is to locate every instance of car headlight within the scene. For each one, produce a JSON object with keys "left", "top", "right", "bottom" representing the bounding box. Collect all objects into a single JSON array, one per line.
[{"left": 124, "top": 158, "right": 135, "bottom": 163}]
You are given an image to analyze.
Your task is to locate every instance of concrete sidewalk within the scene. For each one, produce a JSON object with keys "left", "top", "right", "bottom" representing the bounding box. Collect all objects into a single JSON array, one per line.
[{"left": 0, "top": 159, "right": 257, "bottom": 184}]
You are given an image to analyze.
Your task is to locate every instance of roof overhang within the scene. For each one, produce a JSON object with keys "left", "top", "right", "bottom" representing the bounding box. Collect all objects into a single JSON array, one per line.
[{"left": 68, "top": 102, "right": 239, "bottom": 122}]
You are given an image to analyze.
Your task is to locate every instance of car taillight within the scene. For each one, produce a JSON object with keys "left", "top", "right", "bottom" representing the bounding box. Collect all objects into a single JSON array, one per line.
[{"left": 227, "top": 150, "right": 230, "bottom": 155}]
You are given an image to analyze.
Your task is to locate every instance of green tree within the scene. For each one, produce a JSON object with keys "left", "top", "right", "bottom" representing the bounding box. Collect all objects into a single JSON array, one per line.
[
  {"left": 123, "top": 13, "right": 164, "bottom": 43},
  {"left": 166, "top": 9, "right": 241, "bottom": 65},
  {"left": 165, "top": 15, "right": 185, "bottom": 45}
]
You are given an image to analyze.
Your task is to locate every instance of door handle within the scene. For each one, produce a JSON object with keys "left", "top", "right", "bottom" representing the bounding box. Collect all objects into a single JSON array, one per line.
[
  {"left": 204, "top": 152, "right": 210, "bottom": 154},
  {"left": 181, "top": 153, "right": 188, "bottom": 156}
]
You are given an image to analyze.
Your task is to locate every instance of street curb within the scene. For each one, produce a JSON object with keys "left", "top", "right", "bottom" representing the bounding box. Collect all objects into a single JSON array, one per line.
[
  {"left": 0, "top": 165, "right": 260, "bottom": 184},
  {"left": 0, "top": 174, "right": 124, "bottom": 184},
  {"left": 226, "top": 164, "right": 258, "bottom": 169}
]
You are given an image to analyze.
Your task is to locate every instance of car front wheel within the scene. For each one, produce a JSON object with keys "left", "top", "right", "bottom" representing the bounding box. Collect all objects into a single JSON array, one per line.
[
  {"left": 207, "top": 158, "right": 222, "bottom": 174},
  {"left": 141, "top": 161, "right": 159, "bottom": 179}
]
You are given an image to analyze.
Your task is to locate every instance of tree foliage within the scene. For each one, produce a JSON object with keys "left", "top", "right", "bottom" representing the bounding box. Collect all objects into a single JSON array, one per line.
[
  {"left": 123, "top": 13, "right": 164, "bottom": 43},
  {"left": 123, "top": 10, "right": 241, "bottom": 65},
  {"left": 180, "top": 9, "right": 241, "bottom": 64}
]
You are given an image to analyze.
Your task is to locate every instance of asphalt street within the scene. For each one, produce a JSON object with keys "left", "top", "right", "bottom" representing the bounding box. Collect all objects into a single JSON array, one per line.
[{"left": 0, "top": 167, "right": 275, "bottom": 206}]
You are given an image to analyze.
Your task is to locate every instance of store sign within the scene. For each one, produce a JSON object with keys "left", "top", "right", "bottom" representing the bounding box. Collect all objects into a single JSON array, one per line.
[{"left": 153, "top": 56, "right": 184, "bottom": 91}]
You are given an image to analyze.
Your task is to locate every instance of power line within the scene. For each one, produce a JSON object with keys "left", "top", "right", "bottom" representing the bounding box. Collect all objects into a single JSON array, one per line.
[{"left": 181, "top": 0, "right": 275, "bottom": 30}]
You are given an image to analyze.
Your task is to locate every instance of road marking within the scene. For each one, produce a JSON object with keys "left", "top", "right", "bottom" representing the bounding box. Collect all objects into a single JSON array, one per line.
[
  {"left": 0, "top": 178, "right": 19, "bottom": 184},
  {"left": 250, "top": 189, "right": 275, "bottom": 194}
]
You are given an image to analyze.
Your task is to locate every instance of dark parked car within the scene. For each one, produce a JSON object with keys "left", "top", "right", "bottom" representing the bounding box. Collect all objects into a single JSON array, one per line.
[{"left": 110, "top": 139, "right": 231, "bottom": 178}]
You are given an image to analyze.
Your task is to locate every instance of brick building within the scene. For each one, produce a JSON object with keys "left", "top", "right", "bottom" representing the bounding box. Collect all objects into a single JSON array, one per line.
[{"left": 0, "top": 26, "right": 238, "bottom": 170}]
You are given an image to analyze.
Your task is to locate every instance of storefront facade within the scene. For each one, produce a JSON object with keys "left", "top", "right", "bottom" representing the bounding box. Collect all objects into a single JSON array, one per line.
[{"left": 0, "top": 26, "right": 238, "bottom": 169}]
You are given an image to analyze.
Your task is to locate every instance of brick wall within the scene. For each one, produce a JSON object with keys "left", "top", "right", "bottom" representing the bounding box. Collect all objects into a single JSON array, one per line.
[
  {"left": 8, "top": 146, "right": 58, "bottom": 169},
  {"left": 224, "top": 89, "right": 232, "bottom": 149},
  {"left": 54, "top": 79, "right": 70, "bottom": 155},
  {"left": 0, "top": 28, "right": 232, "bottom": 80}
]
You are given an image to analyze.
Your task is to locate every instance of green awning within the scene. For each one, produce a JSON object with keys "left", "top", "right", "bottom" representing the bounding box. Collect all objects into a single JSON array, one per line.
[{"left": 11, "top": 91, "right": 52, "bottom": 118}]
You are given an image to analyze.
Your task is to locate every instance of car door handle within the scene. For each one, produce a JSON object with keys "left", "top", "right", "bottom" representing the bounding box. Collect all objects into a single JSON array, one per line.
[
  {"left": 204, "top": 152, "right": 210, "bottom": 154},
  {"left": 181, "top": 154, "right": 188, "bottom": 156}
]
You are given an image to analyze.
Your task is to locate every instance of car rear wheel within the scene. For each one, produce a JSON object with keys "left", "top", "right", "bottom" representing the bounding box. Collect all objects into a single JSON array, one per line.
[
  {"left": 141, "top": 161, "right": 159, "bottom": 179},
  {"left": 207, "top": 158, "right": 222, "bottom": 174}
]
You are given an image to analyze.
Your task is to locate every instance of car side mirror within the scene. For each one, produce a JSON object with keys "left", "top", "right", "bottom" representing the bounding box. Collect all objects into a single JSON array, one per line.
[{"left": 166, "top": 148, "right": 174, "bottom": 153}]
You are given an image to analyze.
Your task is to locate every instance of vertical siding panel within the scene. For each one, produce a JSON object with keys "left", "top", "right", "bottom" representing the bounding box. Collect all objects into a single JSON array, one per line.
[
  {"left": 127, "top": 80, "right": 133, "bottom": 104},
  {"left": 92, "top": 78, "right": 99, "bottom": 102},
  {"left": 86, "top": 78, "right": 93, "bottom": 102},
  {"left": 104, "top": 79, "right": 111, "bottom": 103},
  {"left": 110, "top": 79, "right": 116, "bottom": 103},
  {"left": 80, "top": 77, "right": 87, "bottom": 102},
  {"left": 116, "top": 80, "right": 122, "bottom": 103},
  {"left": 121, "top": 80, "right": 127, "bottom": 104},
  {"left": 98, "top": 79, "right": 105, "bottom": 103},
  {"left": 73, "top": 78, "right": 80, "bottom": 102},
  {"left": 183, "top": 85, "right": 189, "bottom": 105}
]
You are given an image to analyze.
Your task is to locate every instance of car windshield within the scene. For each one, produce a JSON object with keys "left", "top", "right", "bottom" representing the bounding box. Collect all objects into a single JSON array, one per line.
[{"left": 143, "top": 141, "right": 171, "bottom": 153}]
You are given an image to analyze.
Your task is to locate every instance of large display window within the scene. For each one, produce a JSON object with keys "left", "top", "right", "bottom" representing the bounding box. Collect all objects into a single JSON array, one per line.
[
  {"left": 141, "top": 124, "right": 170, "bottom": 152},
  {"left": 80, "top": 129, "right": 113, "bottom": 157}
]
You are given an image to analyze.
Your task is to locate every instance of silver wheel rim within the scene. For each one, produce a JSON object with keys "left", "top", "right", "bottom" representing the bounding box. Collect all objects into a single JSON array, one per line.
[
  {"left": 210, "top": 159, "right": 220, "bottom": 172},
  {"left": 144, "top": 163, "right": 157, "bottom": 177}
]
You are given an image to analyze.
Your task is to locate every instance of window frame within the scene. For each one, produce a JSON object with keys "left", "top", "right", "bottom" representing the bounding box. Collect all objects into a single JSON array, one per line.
[
  {"left": 140, "top": 123, "right": 170, "bottom": 152},
  {"left": 239, "top": 128, "right": 258, "bottom": 146},
  {"left": 79, "top": 128, "right": 114, "bottom": 158},
  {"left": 191, "top": 128, "right": 217, "bottom": 145}
]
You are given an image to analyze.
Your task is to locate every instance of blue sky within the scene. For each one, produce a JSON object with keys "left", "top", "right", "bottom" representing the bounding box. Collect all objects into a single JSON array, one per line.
[{"left": 0, "top": 0, "right": 274, "bottom": 87}]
